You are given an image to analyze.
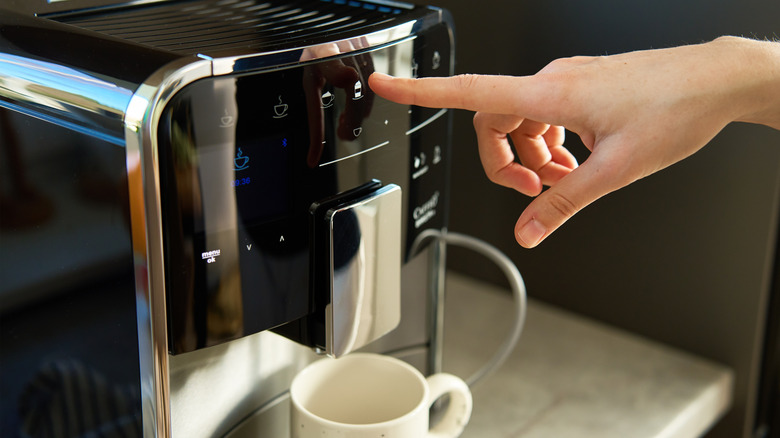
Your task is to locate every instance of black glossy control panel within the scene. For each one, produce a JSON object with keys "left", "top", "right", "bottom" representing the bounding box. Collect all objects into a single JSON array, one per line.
[{"left": 158, "top": 23, "right": 452, "bottom": 354}]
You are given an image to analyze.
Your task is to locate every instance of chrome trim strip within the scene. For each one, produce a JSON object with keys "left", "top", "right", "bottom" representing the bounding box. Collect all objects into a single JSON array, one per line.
[
  {"left": 430, "top": 235, "right": 447, "bottom": 375},
  {"left": 211, "top": 20, "right": 417, "bottom": 75},
  {"left": 0, "top": 51, "right": 133, "bottom": 145},
  {"left": 39, "top": 0, "right": 172, "bottom": 18},
  {"left": 370, "top": 0, "right": 414, "bottom": 9},
  {"left": 0, "top": 99, "right": 125, "bottom": 146},
  {"left": 431, "top": 6, "right": 454, "bottom": 378},
  {"left": 124, "top": 56, "right": 213, "bottom": 438},
  {"left": 405, "top": 108, "right": 447, "bottom": 136}
]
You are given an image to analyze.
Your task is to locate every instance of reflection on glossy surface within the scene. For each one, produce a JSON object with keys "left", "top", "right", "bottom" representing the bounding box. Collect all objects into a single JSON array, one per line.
[
  {"left": 0, "top": 53, "right": 132, "bottom": 117},
  {"left": 158, "top": 38, "right": 420, "bottom": 355},
  {"left": 0, "top": 51, "right": 133, "bottom": 146},
  {"left": 326, "top": 184, "right": 402, "bottom": 358},
  {"left": 0, "top": 108, "right": 141, "bottom": 436},
  {"left": 302, "top": 39, "right": 375, "bottom": 168},
  {"left": 0, "top": 109, "right": 54, "bottom": 231},
  {"left": 0, "top": 10, "right": 178, "bottom": 145},
  {"left": 168, "top": 330, "right": 319, "bottom": 437}
]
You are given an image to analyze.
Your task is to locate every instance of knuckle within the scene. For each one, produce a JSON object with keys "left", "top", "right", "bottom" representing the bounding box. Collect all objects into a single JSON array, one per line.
[
  {"left": 545, "top": 191, "right": 580, "bottom": 219},
  {"left": 454, "top": 73, "right": 479, "bottom": 90},
  {"left": 570, "top": 55, "right": 598, "bottom": 64},
  {"left": 472, "top": 111, "right": 485, "bottom": 127},
  {"left": 482, "top": 162, "right": 507, "bottom": 185},
  {"left": 539, "top": 55, "right": 591, "bottom": 74},
  {"left": 453, "top": 74, "right": 480, "bottom": 106},
  {"left": 539, "top": 58, "right": 569, "bottom": 73},
  {"left": 486, "top": 169, "right": 503, "bottom": 185}
]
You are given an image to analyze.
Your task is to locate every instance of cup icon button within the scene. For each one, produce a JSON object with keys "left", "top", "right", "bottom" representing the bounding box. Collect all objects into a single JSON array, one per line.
[
  {"left": 321, "top": 91, "right": 334, "bottom": 108},
  {"left": 220, "top": 110, "right": 234, "bottom": 128},
  {"left": 273, "top": 95, "right": 289, "bottom": 119},
  {"left": 234, "top": 148, "right": 250, "bottom": 171}
]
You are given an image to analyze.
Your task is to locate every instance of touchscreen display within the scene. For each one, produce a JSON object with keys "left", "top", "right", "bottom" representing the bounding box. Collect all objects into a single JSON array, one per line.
[{"left": 195, "top": 135, "right": 292, "bottom": 232}]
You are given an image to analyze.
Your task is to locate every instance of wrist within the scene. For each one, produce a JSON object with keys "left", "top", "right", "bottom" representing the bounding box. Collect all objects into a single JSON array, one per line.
[{"left": 713, "top": 36, "right": 780, "bottom": 129}]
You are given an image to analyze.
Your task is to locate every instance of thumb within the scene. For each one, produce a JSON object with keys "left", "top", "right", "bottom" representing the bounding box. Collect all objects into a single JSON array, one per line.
[{"left": 514, "top": 155, "right": 624, "bottom": 248}]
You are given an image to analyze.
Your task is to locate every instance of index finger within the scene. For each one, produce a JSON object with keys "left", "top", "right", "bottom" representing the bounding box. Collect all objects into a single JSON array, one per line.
[{"left": 368, "top": 72, "right": 542, "bottom": 116}]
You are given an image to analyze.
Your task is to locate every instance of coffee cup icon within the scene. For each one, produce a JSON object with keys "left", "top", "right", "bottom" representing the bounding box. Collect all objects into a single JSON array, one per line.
[
  {"left": 234, "top": 148, "right": 250, "bottom": 171},
  {"left": 220, "top": 110, "right": 234, "bottom": 128},
  {"left": 273, "top": 95, "right": 288, "bottom": 118},
  {"left": 321, "top": 91, "right": 334, "bottom": 108}
]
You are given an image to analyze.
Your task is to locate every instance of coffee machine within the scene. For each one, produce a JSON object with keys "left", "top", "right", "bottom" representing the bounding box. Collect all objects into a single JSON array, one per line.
[{"left": 0, "top": 1, "right": 454, "bottom": 436}]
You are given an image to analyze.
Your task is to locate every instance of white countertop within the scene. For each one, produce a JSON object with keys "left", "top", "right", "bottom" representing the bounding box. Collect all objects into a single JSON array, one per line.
[{"left": 442, "top": 273, "right": 733, "bottom": 438}]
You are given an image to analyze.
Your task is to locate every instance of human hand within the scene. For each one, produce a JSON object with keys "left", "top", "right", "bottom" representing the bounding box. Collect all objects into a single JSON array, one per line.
[{"left": 369, "top": 37, "right": 780, "bottom": 247}]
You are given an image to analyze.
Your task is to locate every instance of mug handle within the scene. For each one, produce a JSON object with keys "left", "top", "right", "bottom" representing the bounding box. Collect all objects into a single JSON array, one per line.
[{"left": 426, "top": 373, "right": 473, "bottom": 438}]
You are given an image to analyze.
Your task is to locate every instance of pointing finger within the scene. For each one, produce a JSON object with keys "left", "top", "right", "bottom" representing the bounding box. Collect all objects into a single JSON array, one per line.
[{"left": 369, "top": 72, "right": 548, "bottom": 119}]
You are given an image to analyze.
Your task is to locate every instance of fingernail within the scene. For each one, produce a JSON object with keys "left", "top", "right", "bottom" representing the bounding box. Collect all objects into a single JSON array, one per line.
[{"left": 518, "top": 219, "right": 546, "bottom": 248}]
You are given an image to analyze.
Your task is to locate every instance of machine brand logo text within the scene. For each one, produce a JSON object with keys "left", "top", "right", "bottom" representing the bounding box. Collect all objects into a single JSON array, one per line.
[{"left": 413, "top": 191, "right": 440, "bottom": 229}]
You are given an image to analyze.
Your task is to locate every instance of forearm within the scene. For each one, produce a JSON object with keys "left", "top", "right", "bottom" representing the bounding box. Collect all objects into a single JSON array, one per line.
[{"left": 717, "top": 36, "right": 780, "bottom": 130}]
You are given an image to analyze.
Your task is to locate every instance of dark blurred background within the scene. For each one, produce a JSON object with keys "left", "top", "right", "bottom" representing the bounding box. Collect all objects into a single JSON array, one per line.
[{"left": 427, "top": 1, "right": 780, "bottom": 437}]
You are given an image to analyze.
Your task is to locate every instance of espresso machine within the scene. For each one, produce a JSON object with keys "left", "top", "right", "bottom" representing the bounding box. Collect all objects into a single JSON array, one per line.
[{"left": 0, "top": 1, "right": 454, "bottom": 436}]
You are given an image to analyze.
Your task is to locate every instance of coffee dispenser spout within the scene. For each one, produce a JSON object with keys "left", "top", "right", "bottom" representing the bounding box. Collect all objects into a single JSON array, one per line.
[
  {"left": 274, "top": 181, "right": 404, "bottom": 357},
  {"left": 315, "top": 183, "right": 403, "bottom": 357}
]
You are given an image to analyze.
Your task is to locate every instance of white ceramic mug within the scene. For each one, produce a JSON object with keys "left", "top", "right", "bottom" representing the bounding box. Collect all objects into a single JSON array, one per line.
[{"left": 290, "top": 353, "right": 472, "bottom": 438}]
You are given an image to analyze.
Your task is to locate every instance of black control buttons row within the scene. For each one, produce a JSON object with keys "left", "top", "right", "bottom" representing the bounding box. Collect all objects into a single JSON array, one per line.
[{"left": 320, "top": 79, "right": 363, "bottom": 108}]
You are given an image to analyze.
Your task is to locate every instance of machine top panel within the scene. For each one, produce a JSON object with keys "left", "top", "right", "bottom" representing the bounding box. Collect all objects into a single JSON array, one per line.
[{"left": 52, "top": 0, "right": 436, "bottom": 58}]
